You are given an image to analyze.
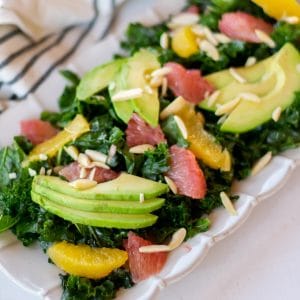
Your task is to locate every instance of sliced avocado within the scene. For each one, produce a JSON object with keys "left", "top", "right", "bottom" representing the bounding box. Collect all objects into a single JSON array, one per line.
[
  {"left": 199, "top": 43, "right": 300, "bottom": 133},
  {"left": 204, "top": 56, "right": 273, "bottom": 90},
  {"left": 32, "top": 183, "right": 165, "bottom": 214},
  {"left": 110, "top": 49, "right": 161, "bottom": 126},
  {"left": 34, "top": 173, "right": 168, "bottom": 200},
  {"left": 127, "top": 49, "right": 160, "bottom": 126},
  {"left": 109, "top": 62, "right": 135, "bottom": 123},
  {"left": 76, "top": 59, "right": 124, "bottom": 100},
  {"left": 31, "top": 192, "right": 157, "bottom": 229},
  {"left": 201, "top": 71, "right": 278, "bottom": 111}
]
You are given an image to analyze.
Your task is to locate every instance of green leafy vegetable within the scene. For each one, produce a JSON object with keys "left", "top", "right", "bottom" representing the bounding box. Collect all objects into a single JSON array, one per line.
[
  {"left": 60, "top": 269, "right": 133, "bottom": 300},
  {"left": 141, "top": 143, "right": 170, "bottom": 181}
]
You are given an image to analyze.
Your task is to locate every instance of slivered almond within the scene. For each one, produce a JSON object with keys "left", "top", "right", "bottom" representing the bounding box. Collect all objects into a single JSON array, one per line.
[
  {"left": 39, "top": 167, "right": 46, "bottom": 175},
  {"left": 78, "top": 153, "right": 92, "bottom": 168},
  {"left": 139, "top": 193, "right": 145, "bottom": 203},
  {"left": 47, "top": 169, "right": 52, "bottom": 175},
  {"left": 214, "top": 33, "right": 231, "bottom": 44},
  {"left": 69, "top": 179, "right": 97, "bottom": 190},
  {"left": 229, "top": 68, "right": 246, "bottom": 83},
  {"left": 64, "top": 146, "right": 79, "bottom": 161},
  {"left": 151, "top": 67, "right": 171, "bottom": 78},
  {"left": 107, "top": 144, "right": 117, "bottom": 163},
  {"left": 167, "top": 13, "right": 199, "bottom": 28},
  {"left": 91, "top": 161, "right": 110, "bottom": 169},
  {"left": 199, "top": 40, "right": 220, "bottom": 61},
  {"left": 221, "top": 149, "right": 231, "bottom": 172},
  {"left": 245, "top": 56, "right": 257, "bottom": 67},
  {"left": 160, "top": 96, "right": 188, "bottom": 120},
  {"left": 85, "top": 149, "right": 107, "bottom": 163},
  {"left": 88, "top": 167, "right": 96, "bottom": 181},
  {"left": 174, "top": 115, "right": 188, "bottom": 139},
  {"left": 129, "top": 144, "right": 154, "bottom": 154},
  {"left": 39, "top": 153, "right": 48, "bottom": 161},
  {"left": 280, "top": 15, "right": 299, "bottom": 24},
  {"left": 220, "top": 192, "right": 237, "bottom": 216},
  {"left": 139, "top": 228, "right": 187, "bottom": 253},
  {"left": 164, "top": 176, "right": 178, "bottom": 194},
  {"left": 28, "top": 168, "right": 37, "bottom": 177},
  {"left": 203, "top": 27, "right": 218, "bottom": 46},
  {"left": 238, "top": 92, "right": 260, "bottom": 103},
  {"left": 144, "top": 85, "right": 154, "bottom": 95},
  {"left": 251, "top": 151, "right": 272, "bottom": 176},
  {"left": 191, "top": 24, "right": 205, "bottom": 36},
  {"left": 217, "top": 114, "right": 228, "bottom": 125},
  {"left": 160, "top": 32, "right": 169, "bottom": 49},
  {"left": 161, "top": 77, "right": 168, "bottom": 97},
  {"left": 272, "top": 106, "right": 282, "bottom": 122},
  {"left": 53, "top": 165, "right": 63, "bottom": 173},
  {"left": 207, "top": 90, "right": 220, "bottom": 107},
  {"left": 150, "top": 76, "right": 163, "bottom": 88},
  {"left": 255, "top": 29, "right": 276, "bottom": 48},
  {"left": 215, "top": 97, "right": 240, "bottom": 116},
  {"left": 79, "top": 167, "right": 88, "bottom": 179},
  {"left": 8, "top": 172, "right": 17, "bottom": 180},
  {"left": 111, "top": 88, "right": 143, "bottom": 102}
]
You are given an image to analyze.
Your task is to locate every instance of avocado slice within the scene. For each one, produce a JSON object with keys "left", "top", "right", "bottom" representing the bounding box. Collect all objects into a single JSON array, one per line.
[
  {"left": 33, "top": 173, "right": 168, "bottom": 200},
  {"left": 204, "top": 56, "right": 273, "bottom": 90},
  {"left": 76, "top": 59, "right": 124, "bottom": 100},
  {"left": 110, "top": 49, "right": 161, "bottom": 126},
  {"left": 199, "top": 43, "right": 300, "bottom": 133},
  {"left": 109, "top": 61, "right": 135, "bottom": 123},
  {"left": 31, "top": 192, "right": 157, "bottom": 229},
  {"left": 127, "top": 49, "right": 161, "bottom": 126},
  {"left": 32, "top": 183, "right": 165, "bottom": 214},
  {"left": 201, "top": 71, "right": 278, "bottom": 111}
]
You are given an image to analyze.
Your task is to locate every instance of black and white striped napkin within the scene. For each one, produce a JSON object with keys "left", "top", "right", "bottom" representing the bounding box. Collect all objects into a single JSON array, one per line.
[{"left": 0, "top": 0, "right": 118, "bottom": 112}]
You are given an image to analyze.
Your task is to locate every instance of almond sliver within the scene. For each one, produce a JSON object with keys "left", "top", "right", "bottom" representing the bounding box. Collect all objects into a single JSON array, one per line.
[
  {"left": 139, "top": 228, "right": 186, "bottom": 253},
  {"left": 215, "top": 97, "right": 240, "bottom": 116},
  {"left": 220, "top": 192, "right": 237, "bottom": 216},
  {"left": 69, "top": 179, "right": 97, "bottom": 190},
  {"left": 251, "top": 151, "right": 272, "bottom": 176},
  {"left": 129, "top": 144, "right": 154, "bottom": 154},
  {"left": 85, "top": 149, "right": 107, "bottom": 163}
]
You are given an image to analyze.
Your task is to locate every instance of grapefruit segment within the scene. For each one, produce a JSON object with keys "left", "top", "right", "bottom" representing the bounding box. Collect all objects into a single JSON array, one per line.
[
  {"left": 219, "top": 12, "right": 273, "bottom": 43},
  {"left": 21, "top": 119, "right": 58, "bottom": 145},
  {"left": 125, "top": 113, "right": 166, "bottom": 147},
  {"left": 124, "top": 232, "right": 167, "bottom": 283},
  {"left": 166, "top": 145, "right": 207, "bottom": 199},
  {"left": 165, "top": 62, "right": 214, "bottom": 104}
]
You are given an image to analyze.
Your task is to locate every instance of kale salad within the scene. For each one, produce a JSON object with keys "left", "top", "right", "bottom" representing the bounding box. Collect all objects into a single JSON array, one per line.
[{"left": 0, "top": 0, "right": 300, "bottom": 299}]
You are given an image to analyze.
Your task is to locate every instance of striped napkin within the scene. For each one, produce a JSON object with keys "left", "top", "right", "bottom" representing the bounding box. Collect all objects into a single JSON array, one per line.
[{"left": 0, "top": 0, "right": 118, "bottom": 112}]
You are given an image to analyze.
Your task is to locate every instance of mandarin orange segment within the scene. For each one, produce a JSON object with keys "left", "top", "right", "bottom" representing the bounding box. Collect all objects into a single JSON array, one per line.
[
  {"left": 251, "top": 0, "right": 300, "bottom": 22},
  {"left": 47, "top": 241, "right": 128, "bottom": 279},
  {"left": 161, "top": 96, "right": 231, "bottom": 171}
]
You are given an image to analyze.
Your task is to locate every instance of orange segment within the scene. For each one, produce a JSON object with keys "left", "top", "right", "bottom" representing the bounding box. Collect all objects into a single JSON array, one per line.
[
  {"left": 171, "top": 26, "right": 199, "bottom": 58},
  {"left": 161, "top": 97, "right": 231, "bottom": 171},
  {"left": 251, "top": 0, "right": 300, "bottom": 22},
  {"left": 47, "top": 241, "right": 128, "bottom": 279},
  {"left": 25, "top": 114, "right": 90, "bottom": 164}
]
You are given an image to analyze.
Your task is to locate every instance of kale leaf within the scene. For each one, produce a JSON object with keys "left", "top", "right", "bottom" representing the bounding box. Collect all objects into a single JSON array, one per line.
[
  {"left": 141, "top": 143, "right": 170, "bottom": 181},
  {"left": 60, "top": 269, "right": 133, "bottom": 300}
]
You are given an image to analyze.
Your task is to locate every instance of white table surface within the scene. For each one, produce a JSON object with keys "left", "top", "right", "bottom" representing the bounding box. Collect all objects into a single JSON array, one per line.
[{"left": 1, "top": 1, "right": 300, "bottom": 299}]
